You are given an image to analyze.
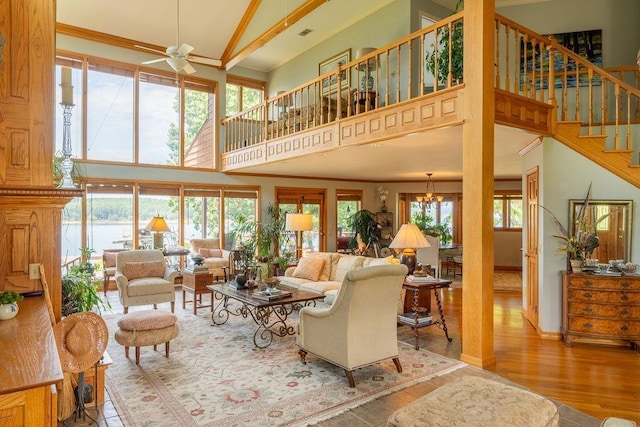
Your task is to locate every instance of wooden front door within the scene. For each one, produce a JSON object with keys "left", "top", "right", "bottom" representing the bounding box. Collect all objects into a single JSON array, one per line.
[{"left": 525, "top": 167, "right": 539, "bottom": 329}]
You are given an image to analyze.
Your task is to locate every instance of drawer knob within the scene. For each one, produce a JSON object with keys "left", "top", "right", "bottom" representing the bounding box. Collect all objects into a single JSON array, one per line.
[
  {"left": 621, "top": 294, "right": 629, "bottom": 302},
  {"left": 621, "top": 282, "right": 630, "bottom": 288},
  {"left": 620, "top": 309, "right": 630, "bottom": 315},
  {"left": 582, "top": 292, "right": 592, "bottom": 299},
  {"left": 582, "top": 322, "right": 592, "bottom": 329},
  {"left": 583, "top": 306, "right": 593, "bottom": 313},
  {"left": 620, "top": 325, "right": 629, "bottom": 332},
  {"left": 583, "top": 280, "right": 593, "bottom": 286}
]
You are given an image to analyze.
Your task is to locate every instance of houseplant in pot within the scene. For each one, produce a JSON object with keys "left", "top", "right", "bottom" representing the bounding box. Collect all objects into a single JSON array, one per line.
[
  {"left": 425, "top": 0, "right": 464, "bottom": 87},
  {"left": 62, "top": 265, "right": 110, "bottom": 316},
  {"left": 0, "top": 290, "right": 24, "bottom": 320}
]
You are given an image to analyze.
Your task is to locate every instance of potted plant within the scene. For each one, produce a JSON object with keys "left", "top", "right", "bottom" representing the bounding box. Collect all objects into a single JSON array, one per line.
[
  {"left": 412, "top": 212, "right": 453, "bottom": 244},
  {"left": 0, "top": 290, "right": 24, "bottom": 320},
  {"left": 62, "top": 265, "right": 110, "bottom": 316},
  {"left": 346, "top": 209, "right": 377, "bottom": 251},
  {"left": 78, "top": 246, "right": 96, "bottom": 275},
  {"left": 425, "top": 0, "right": 464, "bottom": 87},
  {"left": 273, "top": 252, "right": 294, "bottom": 276}
]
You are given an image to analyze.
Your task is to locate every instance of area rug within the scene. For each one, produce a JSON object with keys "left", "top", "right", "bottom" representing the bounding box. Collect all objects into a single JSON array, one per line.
[{"left": 102, "top": 305, "right": 465, "bottom": 427}]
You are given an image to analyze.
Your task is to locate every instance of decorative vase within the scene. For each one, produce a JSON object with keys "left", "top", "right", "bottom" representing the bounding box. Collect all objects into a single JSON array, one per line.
[
  {"left": 569, "top": 259, "right": 583, "bottom": 273},
  {"left": 381, "top": 201, "right": 388, "bottom": 212},
  {"left": 0, "top": 303, "right": 19, "bottom": 320}
]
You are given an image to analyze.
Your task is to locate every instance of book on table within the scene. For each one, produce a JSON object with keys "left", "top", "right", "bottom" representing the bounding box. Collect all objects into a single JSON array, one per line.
[
  {"left": 252, "top": 290, "right": 292, "bottom": 301},
  {"left": 406, "top": 275, "right": 439, "bottom": 283},
  {"left": 398, "top": 312, "right": 433, "bottom": 326}
]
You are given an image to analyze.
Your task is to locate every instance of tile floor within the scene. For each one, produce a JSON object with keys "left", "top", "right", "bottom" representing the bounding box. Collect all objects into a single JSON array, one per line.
[{"left": 59, "top": 282, "right": 600, "bottom": 427}]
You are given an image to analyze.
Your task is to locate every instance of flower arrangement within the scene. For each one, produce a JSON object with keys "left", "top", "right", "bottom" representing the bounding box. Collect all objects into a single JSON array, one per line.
[
  {"left": 376, "top": 186, "right": 389, "bottom": 203},
  {"left": 541, "top": 184, "right": 610, "bottom": 261}
]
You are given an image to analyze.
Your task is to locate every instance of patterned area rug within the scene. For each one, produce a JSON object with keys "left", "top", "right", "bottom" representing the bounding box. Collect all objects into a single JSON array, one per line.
[{"left": 103, "top": 304, "right": 466, "bottom": 426}]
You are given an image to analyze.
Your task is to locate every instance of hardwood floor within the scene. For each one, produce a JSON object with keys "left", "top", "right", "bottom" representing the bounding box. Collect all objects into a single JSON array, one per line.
[{"left": 62, "top": 282, "right": 640, "bottom": 426}]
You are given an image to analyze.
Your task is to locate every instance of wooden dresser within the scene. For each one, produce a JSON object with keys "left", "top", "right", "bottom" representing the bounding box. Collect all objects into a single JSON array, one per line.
[{"left": 562, "top": 272, "right": 640, "bottom": 349}]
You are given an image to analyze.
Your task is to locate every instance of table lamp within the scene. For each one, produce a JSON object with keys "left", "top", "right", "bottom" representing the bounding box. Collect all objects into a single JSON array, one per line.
[
  {"left": 285, "top": 213, "right": 313, "bottom": 260},
  {"left": 389, "top": 223, "right": 430, "bottom": 274},
  {"left": 145, "top": 215, "right": 171, "bottom": 249}
]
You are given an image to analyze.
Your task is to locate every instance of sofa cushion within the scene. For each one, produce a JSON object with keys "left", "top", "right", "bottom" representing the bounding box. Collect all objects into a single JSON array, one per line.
[
  {"left": 299, "top": 280, "right": 341, "bottom": 294},
  {"left": 198, "top": 248, "right": 223, "bottom": 258},
  {"left": 304, "top": 252, "right": 337, "bottom": 281},
  {"left": 190, "top": 238, "right": 221, "bottom": 253},
  {"left": 122, "top": 260, "right": 166, "bottom": 280},
  {"left": 334, "top": 256, "right": 366, "bottom": 282},
  {"left": 363, "top": 255, "right": 397, "bottom": 267},
  {"left": 292, "top": 257, "right": 326, "bottom": 281},
  {"left": 277, "top": 276, "right": 311, "bottom": 289}
]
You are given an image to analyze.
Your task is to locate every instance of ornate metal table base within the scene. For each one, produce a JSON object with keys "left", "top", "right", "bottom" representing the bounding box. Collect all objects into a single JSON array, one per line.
[{"left": 211, "top": 293, "right": 316, "bottom": 348}]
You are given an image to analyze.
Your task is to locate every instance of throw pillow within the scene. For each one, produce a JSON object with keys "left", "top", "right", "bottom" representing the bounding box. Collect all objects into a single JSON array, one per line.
[
  {"left": 292, "top": 257, "right": 326, "bottom": 281},
  {"left": 209, "top": 249, "right": 223, "bottom": 258},
  {"left": 367, "top": 255, "right": 396, "bottom": 267},
  {"left": 334, "top": 256, "right": 365, "bottom": 282},
  {"left": 103, "top": 252, "right": 118, "bottom": 268},
  {"left": 122, "top": 260, "right": 166, "bottom": 280},
  {"left": 198, "top": 248, "right": 212, "bottom": 257},
  {"left": 305, "top": 252, "right": 334, "bottom": 281}
]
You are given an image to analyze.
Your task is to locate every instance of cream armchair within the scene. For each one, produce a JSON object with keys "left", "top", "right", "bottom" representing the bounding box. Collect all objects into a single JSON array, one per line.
[
  {"left": 296, "top": 264, "right": 408, "bottom": 387},
  {"left": 115, "top": 249, "right": 178, "bottom": 314}
]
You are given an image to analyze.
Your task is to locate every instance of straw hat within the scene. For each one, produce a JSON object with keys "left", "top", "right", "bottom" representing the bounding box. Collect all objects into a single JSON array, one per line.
[{"left": 54, "top": 311, "right": 108, "bottom": 373}]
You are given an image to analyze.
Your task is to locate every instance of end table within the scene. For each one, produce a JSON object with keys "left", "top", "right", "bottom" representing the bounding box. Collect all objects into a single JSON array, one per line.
[{"left": 182, "top": 270, "right": 214, "bottom": 314}]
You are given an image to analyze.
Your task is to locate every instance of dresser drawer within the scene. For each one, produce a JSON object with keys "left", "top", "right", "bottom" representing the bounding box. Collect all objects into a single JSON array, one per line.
[
  {"left": 567, "top": 276, "right": 640, "bottom": 291},
  {"left": 567, "top": 289, "right": 640, "bottom": 304},
  {"left": 568, "top": 302, "right": 640, "bottom": 320},
  {"left": 567, "top": 316, "right": 640, "bottom": 337}
]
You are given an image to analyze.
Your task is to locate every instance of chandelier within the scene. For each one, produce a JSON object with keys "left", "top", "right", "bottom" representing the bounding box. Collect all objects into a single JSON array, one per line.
[{"left": 416, "top": 173, "right": 444, "bottom": 208}]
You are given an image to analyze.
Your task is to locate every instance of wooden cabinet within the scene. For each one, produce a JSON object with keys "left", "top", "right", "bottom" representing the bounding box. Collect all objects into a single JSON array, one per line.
[
  {"left": 562, "top": 272, "right": 640, "bottom": 348},
  {"left": 182, "top": 271, "right": 214, "bottom": 314}
]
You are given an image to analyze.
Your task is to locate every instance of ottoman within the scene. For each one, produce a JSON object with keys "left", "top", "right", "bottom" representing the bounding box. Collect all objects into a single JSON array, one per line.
[
  {"left": 114, "top": 310, "right": 179, "bottom": 365},
  {"left": 387, "top": 375, "right": 559, "bottom": 427}
]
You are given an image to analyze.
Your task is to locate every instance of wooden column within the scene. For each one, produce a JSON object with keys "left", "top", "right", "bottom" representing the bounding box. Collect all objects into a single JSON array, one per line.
[{"left": 460, "top": 0, "right": 496, "bottom": 368}]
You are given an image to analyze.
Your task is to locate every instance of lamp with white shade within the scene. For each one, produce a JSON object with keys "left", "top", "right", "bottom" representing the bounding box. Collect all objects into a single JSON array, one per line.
[
  {"left": 145, "top": 215, "right": 172, "bottom": 249},
  {"left": 355, "top": 47, "right": 379, "bottom": 91},
  {"left": 285, "top": 213, "right": 313, "bottom": 260},
  {"left": 389, "top": 223, "right": 430, "bottom": 274}
]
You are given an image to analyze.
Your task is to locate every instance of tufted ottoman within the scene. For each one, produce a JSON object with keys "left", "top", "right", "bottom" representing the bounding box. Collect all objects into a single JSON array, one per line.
[
  {"left": 114, "top": 310, "right": 179, "bottom": 365},
  {"left": 387, "top": 375, "right": 559, "bottom": 427}
]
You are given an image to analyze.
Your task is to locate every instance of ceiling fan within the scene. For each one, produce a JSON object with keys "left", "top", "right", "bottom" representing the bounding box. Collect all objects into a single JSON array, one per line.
[{"left": 136, "top": 0, "right": 221, "bottom": 74}]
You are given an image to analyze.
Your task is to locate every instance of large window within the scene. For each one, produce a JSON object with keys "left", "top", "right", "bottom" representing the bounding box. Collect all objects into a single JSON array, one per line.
[
  {"left": 494, "top": 194, "right": 523, "bottom": 229},
  {"left": 224, "top": 189, "right": 259, "bottom": 251},
  {"left": 336, "top": 190, "right": 362, "bottom": 250},
  {"left": 276, "top": 188, "right": 326, "bottom": 255},
  {"left": 226, "top": 75, "right": 265, "bottom": 117},
  {"left": 55, "top": 53, "right": 217, "bottom": 169},
  {"left": 400, "top": 193, "right": 455, "bottom": 244}
]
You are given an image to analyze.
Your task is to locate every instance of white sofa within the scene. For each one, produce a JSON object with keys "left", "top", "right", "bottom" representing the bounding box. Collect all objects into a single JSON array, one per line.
[
  {"left": 189, "top": 238, "right": 231, "bottom": 280},
  {"left": 277, "top": 252, "right": 399, "bottom": 305}
]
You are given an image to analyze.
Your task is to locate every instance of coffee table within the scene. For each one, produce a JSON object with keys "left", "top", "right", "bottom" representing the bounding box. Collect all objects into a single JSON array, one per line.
[{"left": 207, "top": 283, "right": 324, "bottom": 348}]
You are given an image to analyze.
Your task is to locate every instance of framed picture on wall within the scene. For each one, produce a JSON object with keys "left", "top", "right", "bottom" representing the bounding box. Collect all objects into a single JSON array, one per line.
[{"left": 319, "top": 49, "right": 350, "bottom": 96}]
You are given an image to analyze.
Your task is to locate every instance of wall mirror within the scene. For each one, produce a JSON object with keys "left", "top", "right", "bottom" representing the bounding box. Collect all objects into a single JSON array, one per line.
[{"left": 569, "top": 199, "right": 633, "bottom": 262}]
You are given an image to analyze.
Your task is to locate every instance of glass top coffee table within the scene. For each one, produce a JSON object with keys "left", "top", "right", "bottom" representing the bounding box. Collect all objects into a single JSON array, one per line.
[{"left": 207, "top": 283, "right": 324, "bottom": 349}]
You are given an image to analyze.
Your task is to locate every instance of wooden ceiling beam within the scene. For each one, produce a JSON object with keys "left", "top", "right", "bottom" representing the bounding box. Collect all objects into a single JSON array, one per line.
[{"left": 225, "top": 0, "right": 327, "bottom": 70}]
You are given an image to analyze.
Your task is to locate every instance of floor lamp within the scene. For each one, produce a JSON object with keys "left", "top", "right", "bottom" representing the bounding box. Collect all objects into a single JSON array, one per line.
[
  {"left": 389, "top": 223, "right": 430, "bottom": 274},
  {"left": 285, "top": 213, "right": 313, "bottom": 260},
  {"left": 145, "top": 215, "right": 171, "bottom": 249}
]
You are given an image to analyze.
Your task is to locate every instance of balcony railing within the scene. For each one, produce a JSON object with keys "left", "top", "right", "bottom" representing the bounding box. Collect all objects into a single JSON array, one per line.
[{"left": 223, "top": 12, "right": 640, "bottom": 164}]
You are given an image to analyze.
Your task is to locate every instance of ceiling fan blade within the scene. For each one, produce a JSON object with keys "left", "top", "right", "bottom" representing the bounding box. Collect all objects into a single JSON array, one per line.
[
  {"left": 142, "top": 58, "right": 168, "bottom": 65},
  {"left": 189, "top": 56, "right": 222, "bottom": 67},
  {"left": 182, "top": 62, "right": 197, "bottom": 74},
  {"left": 177, "top": 43, "right": 194, "bottom": 57},
  {"left": 166, "top": 57, "right": 187, "bottom": 72},
  {"left": 134, "top": 44, "right": 168, "bottom": 56}
]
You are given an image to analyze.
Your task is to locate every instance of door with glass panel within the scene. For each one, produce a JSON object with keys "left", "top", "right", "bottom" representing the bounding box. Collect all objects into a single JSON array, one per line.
[{"left": 276, "top": 188, "right": 326, "bottom": 257}]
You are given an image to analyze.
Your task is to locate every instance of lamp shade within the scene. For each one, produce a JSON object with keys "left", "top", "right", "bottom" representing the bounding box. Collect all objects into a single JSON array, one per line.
[
  {"left": 285, "top": 213, "right": 313, "bottom": 231},
  {"left": 355, "top": 47, "right": 378, "bottom": 71},
  {"left": 145, "top": 215, "right": 171, "bottom": 233},
  {"left": 389, "top": 223, "right": 430, "bottom": 250}
]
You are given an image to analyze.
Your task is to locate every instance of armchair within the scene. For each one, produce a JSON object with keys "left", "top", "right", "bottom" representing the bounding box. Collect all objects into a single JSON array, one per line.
[
  {"left": 115, "top": 250, "right": 178, "bottom": 314},
  {"left": 296, "top": 264, "right": 408, "bottom": 387}
]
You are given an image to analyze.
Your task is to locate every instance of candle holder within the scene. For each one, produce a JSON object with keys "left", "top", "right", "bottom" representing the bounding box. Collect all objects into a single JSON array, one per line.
[{"left": 58, "top": 102, "right": 76, "bottom": 189}]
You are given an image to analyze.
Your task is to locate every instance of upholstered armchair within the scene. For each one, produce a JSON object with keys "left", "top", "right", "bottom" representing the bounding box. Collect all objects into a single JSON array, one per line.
[
  {"left": 102, "top": 248, "right": 129, "bottom": 295},
  {"left": 296, "top": 264, "right": 408, "bottom": 387},
  {"left": 189, "top": 238, "right": 231, "bottom": 280},
  {"left": 115, "top": 250, "right": 178, "bottom": 314}
]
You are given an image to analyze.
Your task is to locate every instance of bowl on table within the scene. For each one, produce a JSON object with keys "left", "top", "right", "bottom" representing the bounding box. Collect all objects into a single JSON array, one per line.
[{"left": 616, "top": 262, "right": 638, "bottom": 275}]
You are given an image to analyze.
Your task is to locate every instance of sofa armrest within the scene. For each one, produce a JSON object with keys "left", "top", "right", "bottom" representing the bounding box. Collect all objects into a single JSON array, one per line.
[
  {"left": 114, "top": 273, "right": 128, "bottom": 290},
  {"left": 164, "top": 267, "right": 179, "bottom": 282}
]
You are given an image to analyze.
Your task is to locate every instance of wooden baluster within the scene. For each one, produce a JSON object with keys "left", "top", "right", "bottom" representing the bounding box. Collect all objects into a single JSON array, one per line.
[
  {"left": 588, "top": 68, "right": 593, "bottom": 135},
  {"left": 547, "top": 45, "right": 555, "bottom": 108},
  {"left": 614, "top": 83, "right": 620, "bottom": 149},
  {"left": 626, "top": 94, "right": 632, "bottom": 150}
]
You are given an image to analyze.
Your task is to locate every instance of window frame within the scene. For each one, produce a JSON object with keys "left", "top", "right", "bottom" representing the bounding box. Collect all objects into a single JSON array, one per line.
[{"left": 493, "top": 192, "right": 523, "bottom": 230}]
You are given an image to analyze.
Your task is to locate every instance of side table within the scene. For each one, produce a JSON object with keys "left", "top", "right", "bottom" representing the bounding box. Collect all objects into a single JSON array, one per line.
[
  {"left": 353, "top": 90, "right": 377, "bottom": 112},
  {"left": 182, "top": 270, "right": 214, "bottom": 314},
  {"left": 398, "top": 279, "right": 452, "bottom": 350}
]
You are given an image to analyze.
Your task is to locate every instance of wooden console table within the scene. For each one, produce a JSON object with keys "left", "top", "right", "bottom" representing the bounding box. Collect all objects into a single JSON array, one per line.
[{"left": 399, "top": 278, "right": 452, "bottom": 350}]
